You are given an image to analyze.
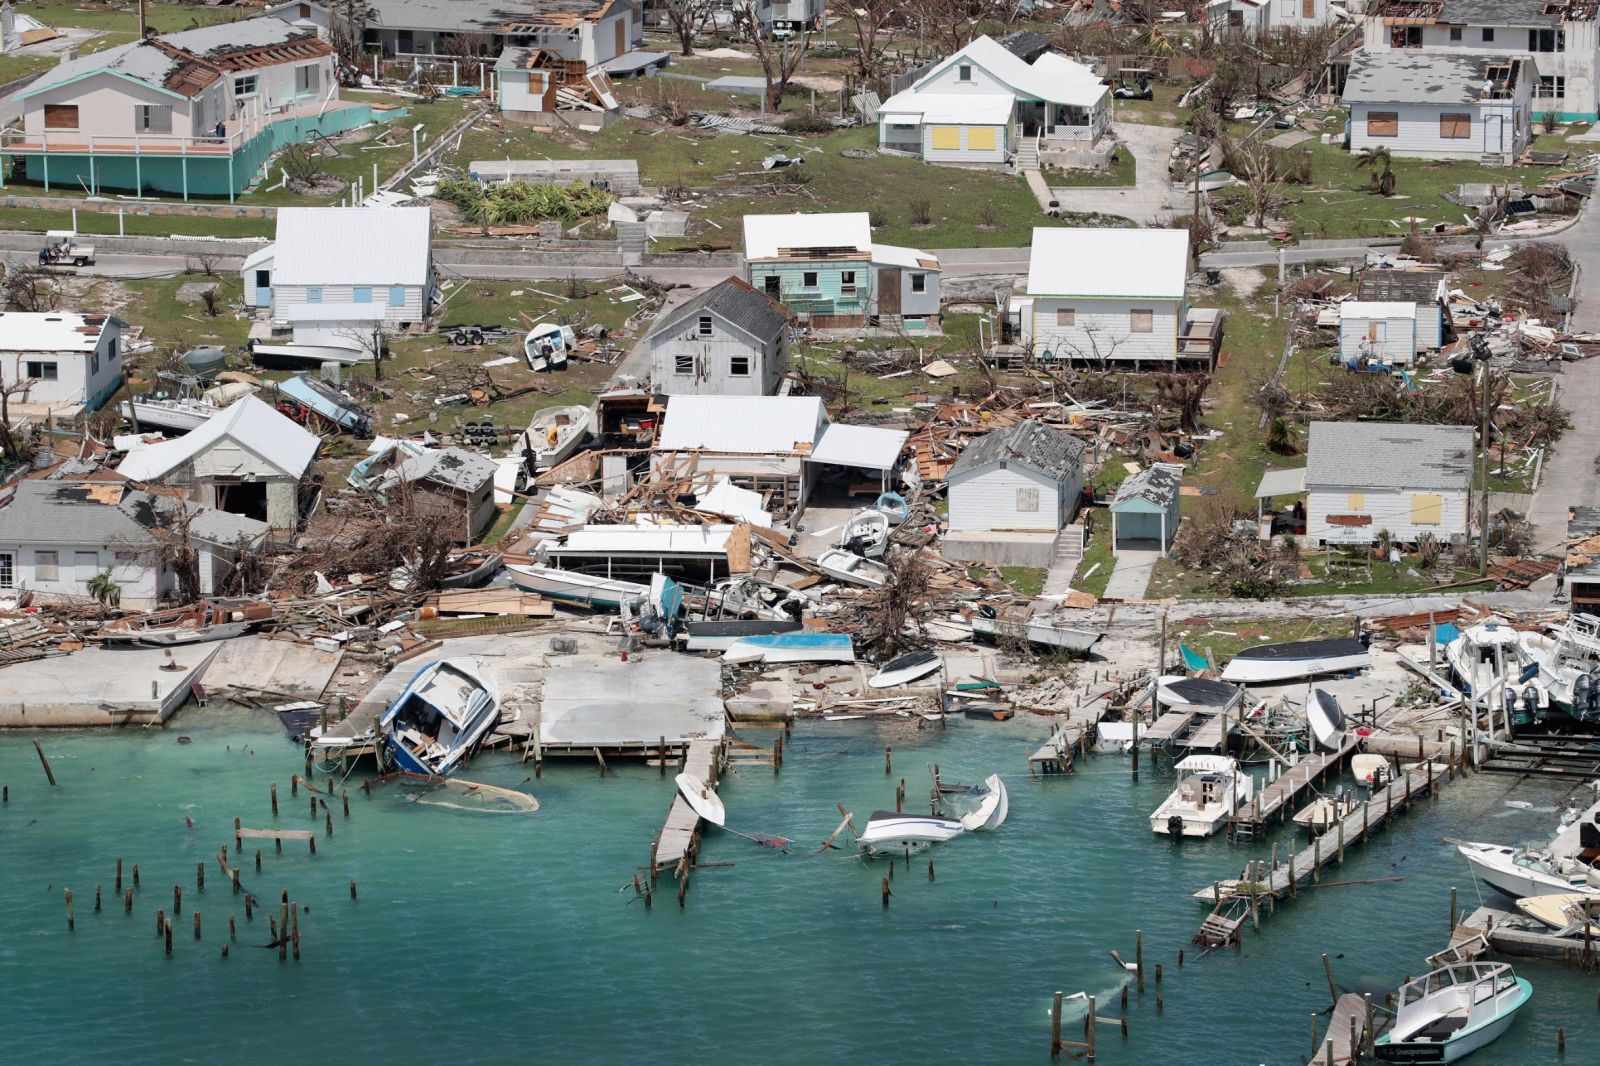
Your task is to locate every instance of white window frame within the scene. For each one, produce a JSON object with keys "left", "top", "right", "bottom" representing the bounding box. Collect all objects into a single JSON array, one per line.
[
  {"left": 233, "top": 74, "right": 259, "bottom": 98},
  {"left": 957, "top": 64, "right": 973, "bottom": 82},
  {"left": 294, "top": 63, "right": 321, "bottom": 96},
  {"left": 1016, "top": 487, "right": 1040, "bottom": 512},
  {"left": 911, "top": 273, "right": 927, "bottom": 294},
  {"left": 0, "top": 551, "right": 13, "bottom": 589},
  {"left": 674, "top": 354, "right": 694, "bottom": 375}
]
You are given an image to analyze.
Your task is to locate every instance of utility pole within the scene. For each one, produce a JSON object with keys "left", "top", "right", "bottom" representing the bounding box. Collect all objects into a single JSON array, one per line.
[
  {"left": 138, "top": 0, "right": 146, "bottom": 38},
  {"left": 1477, "top": 364, "right": 1490, "bottom": 575},
  {"left": 372, "top": 325, "right": 383, "bottom": 382}
]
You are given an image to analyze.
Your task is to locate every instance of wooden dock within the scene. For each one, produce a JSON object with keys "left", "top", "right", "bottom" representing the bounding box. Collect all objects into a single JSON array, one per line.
[
  {"left": 1227, "top": 737, "right": 1359, "bottom": 838},
  {"left": 1315, "top": 993, "right": 1371, "bottom": 1066},
  {"left": 1194, "top": 757, "right": 1455, "bottom": 946},
  {"left": 1436, "top": 905, "right": 1600, "bottom": 965},
  {"left": 1028, "top": 704, "right": 1112, "bottom": 773},
  {"left": 1140, "top": 709, "right": 1198, "bottom": 745},
  {"left": 652, "top": 739, "right": 724, "bottom": 877},
  {"left": 1182, "top": 712, "right": 1227, "bottom": 750}
]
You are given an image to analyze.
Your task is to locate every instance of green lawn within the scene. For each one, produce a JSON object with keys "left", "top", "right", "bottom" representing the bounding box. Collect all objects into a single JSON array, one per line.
[
  {"left": 0, "top": 51, "right": 56, "bottom": 86},
  {"left": 1000, "top": 566, "right": 1046, "bottom": 597},
  {"left": 1109, "top": 84, "right": 1188, "bottom": 128},
  {"left": 1049, "top": 146, "right": 1136, "bottom": 188},
  {"left": 0, "top": 206, "right": 273, "bottom": 238},
  {"left": 1072, "top": 516, "right": 1114, "bottom": 599},
  {"left": 24, "top": 0, "right": 248, "bottom": 33}
]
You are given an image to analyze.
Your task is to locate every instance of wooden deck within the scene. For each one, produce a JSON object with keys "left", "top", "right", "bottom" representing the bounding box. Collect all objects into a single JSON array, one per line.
[
  {"left": 1228, "top": 737, "right": 1358, "bottom": 835},
  {"left": 1182, "top": 712, "right": 1227, "bottom": 750},
  {"left": 1316, "top": 993, "right": 1371, "bottom": 1066},
  {"left": 1140, "top": 709, "right": 1198, "bottom": 745},
  {"left": 653, "top": 739, "right": 722, "bottom": 875},
  {"left": 1028, "top": 704, "right": 1113, "bottom": 773}
]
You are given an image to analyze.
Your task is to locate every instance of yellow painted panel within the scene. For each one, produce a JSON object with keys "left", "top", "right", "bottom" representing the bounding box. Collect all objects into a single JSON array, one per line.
[
  {"left": 1411, "top": 493, "right": 1443, "bottom": 525},
  {"left": 1346, "top": 493, "right": 1365, "bottom": 510},
  {"left": 967, "top": 126, "right": 997, "bottom": 151},
  {"left": 931, "top": 126, "right": 961, "bottom": 150}
]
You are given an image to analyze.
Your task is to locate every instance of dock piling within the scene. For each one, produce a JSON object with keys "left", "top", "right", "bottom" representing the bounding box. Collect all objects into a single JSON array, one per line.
[
  {"left": 64, "top": 887, "right": 73, "bottom": 931},
  {"left": 116, "top": 858, "right": 122, "bottom": 895},
  {"left": 164, "top": 917, "right": 172, "bottom": 956},
  {"left": 1365, "top": 994, "right": 1376, "bottom": 1057},
  {"left": 194, "top": 911, "right": 201, "bottom": 940},
  {"left": 1050, "top": 991, "right": 1063, "bottom": 1057},
  {"left": 1135, "top": 930, "right": 1144, "bottom": 991},
  {"left": 132, "top": 864, "right": 139, "bottom": 889},
  {"left": 229, "top": 915, "right": 236, "bottom": 940},
  {"left": 350, "top": 880, "right": 358, "bottom": 900},
  {"left": 173, "top": 885, "right": 181, "bottom": 915},
  {"left": 32, "top": 739, "right": 56, "bottom": 786},
  {"left": 881, "top": 876, "right": 891, "bottom": 908},
  {"left": 94, "top": 885, "right": 100, "bottom": 913},
  {"left": 271, "top": 782, "right": 278, "bottom": 815},
  {"left": 928, "top": 859, "right": 935, "bottom": 881},
  {"left": 255, "top": 849, "right": 262, "bottom": 872},
  {"left": 124, "top": 888, "right": 133, "bottom": 914},
  {"left": 1450, "top": 887, "right": 1458, "bottom": 931},
  {"left": 885, "top": 746, "right": 891, "bottom": 775},
  {"left": 196, "top": 862, "right": 204, "bottom": 891},
  {"left": 342, "top": 791, "right": 350, "bottom": 818}
]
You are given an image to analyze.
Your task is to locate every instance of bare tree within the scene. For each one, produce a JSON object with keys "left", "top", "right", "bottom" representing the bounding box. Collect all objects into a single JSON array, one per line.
[
  {"left": 329, "top": 0, "right": 371, "bottom": 80},
  {"left": 3, "top": 263, "right": 62, "bottom": 312},
  {"left": 661, "top": 0, "right": 713, "bottom": 57},
  {"left": 0, "top": 356, "right": 39, "bottom": 464},
  {"left": 731, "top": 4, "right": 811, "bottom": 112},
  {"left": 844, "top": 0, "right": 901, "bottom": 81},
  {"left": 858, "top": 547, "right": 934, "bottom": 655}
]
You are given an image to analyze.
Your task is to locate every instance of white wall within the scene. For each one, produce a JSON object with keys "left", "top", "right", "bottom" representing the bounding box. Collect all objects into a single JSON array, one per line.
[
  {"left": 916, "top": 54, "right": 1021, "bottom": 97},
  {"left": 649, "top": 315, "right": 784, "bottom": 396},
  {"left": 23, "top": 72, "right": 198, "bottom": 141},
  {"left": 948, "top": 462, "right": 1074, "bottom": 533},
  {"left": 1349, "top": 99, "right": 1527, "bottom": 160},
  {"left": 1338, "top": 312, "right": 1417, "bottom": 364},
  {"left": 273, "top": 281, "right": 429, "bottom": 326},
  {"left": 1268, "top": 0, "right": 1332, "bottom": 30},
  {"left": 1307, "top": 484, "right": 1470, "bottom": 544},
  {"left": 0, "top": 323, "right": 122, "bottom": 413},
  {"left": 0, "top": 544, "right": 162, "bottom": 609},
  {"left": 1026, "top": 297, "right": 1182, "bottom": 363},
  {"left": 497, "top": 68, "right": 548, "bottom": 113}
]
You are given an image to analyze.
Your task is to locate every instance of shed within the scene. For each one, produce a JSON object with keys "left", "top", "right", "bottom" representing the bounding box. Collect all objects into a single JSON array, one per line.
[
  {"left": 946, "top": 419, "right": 1087, "bottom": 534},
  {"left": 1338, "top": 301, "right": 1418, "bottom": 366},
  {"left": 1110, "top": 463, "right": 1183, "bottom": 556},
  {"left": 391, "top": 447, "right": 499, "bottom": 543},
  {"left": 1304, "top": 421, "right": 1474, "bottom": 546},
  {"left": 1359, "top": 269, "right": 1448, "bottom": 350}
]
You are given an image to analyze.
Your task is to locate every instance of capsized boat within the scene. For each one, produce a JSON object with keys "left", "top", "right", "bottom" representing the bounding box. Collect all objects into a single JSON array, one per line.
[
  {"left": 505, "top": 562, "right": 649, "bottom": 610},
  {"left": 1220, "top": 637, "right": 1369, "bottom": 684},
  {"left": 722, "top": 632, "right": 855, "bottom": 665},
  {"left": 519, "top": 404, "right": 592, "bottom": 472},
  {"left": 1456, "top": 840, "right": 1600, "bottom": 899},
  {"left": 523, "top": 322, "right": 576, "bottom": 371},
  {"left": 838, "top": 508, "right": 890, "bottom": 559},
  {"left": 1307, "top": 687, "right": 1346, "bottom": 752},
  {"left": 858, "top": 810, "right": 965, "bottom": 855},
  {"left": 379, "top": 658, "right": 501, "bottom": 778},
  {"left": 1149, "top": 754, "right": 1254, "bottom": 838},
  {"left": 816, "top": 548, "right": 889, "bottom": 587},
  {"left": 1513, "top": 892, "right": 1600, "bottom": 936},
  {"left": 682, "top": 619, "right": 802, "bottom": 652},
  {"left": 1374, "top": 962, "right": 1531, "bottom": 1063},
  {"left": 869, "top": 648, "right": 941, "bottom": 689},
  {"left": 100, "top": 599, "right": 274, "bottom": 646},
  {"left": 675, "top": 772, "right": 726, "bottom": 827},
  {"left": 1156, "top": 676, "right": 1240, "bottom": 709},
  {"left": 971, "top": 609, "right": 1102, "bottom": 654},
  {"left": 958, "top": 775, "right": 1009, "bottom": 831}
]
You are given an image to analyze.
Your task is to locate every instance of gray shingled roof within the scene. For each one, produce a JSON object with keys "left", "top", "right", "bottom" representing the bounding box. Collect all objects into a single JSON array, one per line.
[
  {"left": 648, "top": 278, "right": 790, "bottom": 344},
  {"left": 397, "top": 447, "right": 497, "bottom": 492},
  {"left": 1438, "top": 0, "right": 1558, "bottom": 26},
  {"left": 0, "top": 481, "right": 268, "bottom": 548},
  {"left": 996, "top": 29, "right": 1052, "bottom": 62},
  {"left": 949, "top": 419, "right": 1087, "bottom": 482},
  {"left": 1343, "top": 51, "right": 1518, "bottom": 106},
  {"left": 1306, "top": 422, "right": 1475, "bottom": 490},
  {"left": 363, "top": 0, "right": 614, "bottom": 32},
  {"left": 1113, "top": 463, "right": 1182, "bottom": 509},
  {"left": 1360, "top": 269, "right": 1448, "bottom": 304}
]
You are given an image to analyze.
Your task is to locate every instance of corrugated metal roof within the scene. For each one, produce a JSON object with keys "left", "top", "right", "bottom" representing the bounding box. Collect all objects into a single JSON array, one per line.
[
  {"left": 1026, "top": 227, "right": 1189, "bottom": 298},
  {"left": 876, "top": 91, "right": 1016, "bottom": 125},
  {"left": 117, "top": 395, "right": 319, "bottom": 482},
  {"left": 647, "top": 277, "right": 790, "bottom": 343},
  {"left": 743, "top": 213, "right": 872, "bottom": 261},
  {"left": 552, "top": 524, "right": 736, "bottom": 554},
  {"left": 656, "top": 396, "right": 827, "bottom": 454},
  {"left": 396, "top": 447, "right": 497, "bottom": 492},
  {"left": 1339, "top": 301, "right": 1417, "bottom": 319},
  {"left": 915, "top": 35, "right": 1104, "bottom": 107},
  {"left": 948, "top": 419, "right": 1087, "bottom": 482},
  {"left": 807, "top": 424, "right": 909, "bottom": 473},
  {"left": 1306, "top": 421, "right": 1475, "bottom": 490},
  {"left": 1254, "top": 467, "right": 1307, "bottom": 498},
  {"left": 273, "top": 207, "right": 432, "bottom": 287},
  {"left": 1359, "top": 269, "right": 1447, "bottom": 303},
  {"left": 0, "top": 312, "right": 114, "bottom": 353}
]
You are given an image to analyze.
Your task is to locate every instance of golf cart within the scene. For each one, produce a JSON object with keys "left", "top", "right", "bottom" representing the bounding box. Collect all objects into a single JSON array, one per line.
[
  {"left": 1111, "top": 68, "right": 1154, "bottom": 101},
  {"left": 38, "top": 231, "right": 95, "bottom": 267}
]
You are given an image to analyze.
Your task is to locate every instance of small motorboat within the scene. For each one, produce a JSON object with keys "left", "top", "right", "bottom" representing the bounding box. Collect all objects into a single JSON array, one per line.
[
  {"left": 520, "top": 404, "right": 592, "bottom": 472},
  {"left": 958, "top": 775, "right": 1009, "bottom": 831},
  {"left": 675, "top": 772, "right": 726, "bottom": 827},
  {"left": 379, "top": 658, "right": 501, "bottom": 778},
  {"left": 1292, "top": 789, "right": 1359, "bottom": 835},
  {"left": 858, "top": 810, "right": 965, "bottom": 855},
  {"left": 120, "top": 395, "right": 225, "bottom": 433},
  {"left": 1306, "top": 688, "right": 1346, "bottom": 753},
  {"left": 1456, "top": 841, "right": 1600, "bottom": 899},
  {"left": 1220, "top": 638, "right": 1370, "bottom": 684},
  {"left": 1149, "top": 755, "right": 1253, "bottom": 838},
  {"left": 440, "top": 550, "right": 503, "bottom": 589},
  {"left": 705, "top": 575, "right": 811, "bottom": 621},
  {"left": 505, "top": 562, "right": 649, "bottom": 610},
  {"left": 816, "top": 548, "right": 889, "bottom": 588},
  {"left": 869, "top": 649, "right": 941, "bottom": 689},
  {"left": 876, "top": 492, "right": 909, "bottom": 525},
  {"left": 523, "top": 322, "right": 576, "bottom": 371},
  {"left": 682, "top": 619, "right": 802, "bottom": 652},
  {"left": 1352, "top": 753, "right": 1393, "bottom": 787},
  {"left": 1513, "top": 892, "right": 1600, "bottom": 936},
  {"left": 961, "top": 704, "right": 1014, "bottom": 722},
  {"left": 1374, "top": 962, "right": 1531, "bottom": 1063},
  {"left": 100, "top": 599, "right": 274, "bottom": 646},
  {"left": 722, "top": 632, "right": 855, "bottom": 665},
  {"left": 839, "top": 508, "right": 890, "bottom": 558}
]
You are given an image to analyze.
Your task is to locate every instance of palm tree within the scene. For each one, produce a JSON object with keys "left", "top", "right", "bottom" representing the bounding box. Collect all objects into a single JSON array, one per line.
[
  {"left": 1354, "top": 147, "right": 1396, "bottom": 196},
  {"left": 86, "top": 568, "right": 121, "bottom": 608}
]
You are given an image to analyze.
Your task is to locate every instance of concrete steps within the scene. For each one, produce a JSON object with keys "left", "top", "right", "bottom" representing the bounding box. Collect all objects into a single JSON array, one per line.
[{"left": 1015, "top": 138, "right": 1040, "bottom": 171}]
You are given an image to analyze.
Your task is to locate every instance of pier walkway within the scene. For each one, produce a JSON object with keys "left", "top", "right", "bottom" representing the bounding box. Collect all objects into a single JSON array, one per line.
[
  {"left": 653, "top": 739, "right": 723, "bottom": 875},
  {"left": 1227, "top": 737, "right": 1359, "bottom": 838},
  {"left": 1315, "top": 994, "right": 1371, "bottom": 1066},
  {"left": 1139, "top": 709, "right": 1198, "bottom": 746},
  {"left": 1028, "top": 704, "right": 1113, "bottom": 773}
]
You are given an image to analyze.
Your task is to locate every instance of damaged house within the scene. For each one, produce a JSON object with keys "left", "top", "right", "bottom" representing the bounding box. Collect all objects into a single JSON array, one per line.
[
  {"left": 358, "top": 445, "right": 499, "bottom": 543},
  {"left": 1303, "top": 421, "right": 1475, "bottom": 546},
  {"left": 1343, "top": 50, "right": 1536, "bottom": 163},
  {"left": 646, "top": 277, "right": 792, "bottom": 397},
  {"left": 0, "top": 311, "right": 125, "bottom": 420},
  {"left": 942, "top": 418, "right": 1088, "bottom": 567}
]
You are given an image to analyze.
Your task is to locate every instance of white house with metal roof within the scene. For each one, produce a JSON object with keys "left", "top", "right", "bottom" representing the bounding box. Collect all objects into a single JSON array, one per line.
[
  {"left": 1303, "top": 421, "right": 1475, "bottom": 546},
  {"left": 877, "top": 35, "right": 1109, "bottom": 166},
  {"left": 1110, "top": 463, "right": 1184, "bottom": 556},
  {"left": 1343, "top": 50, "right": 1536, "bottom": 162},
  {"left": 1338, "top": 301, "right": 1419, "bottom": 365},
  {"left": 1014, "top": 227, "right": 1191, "bottom": 365},
  {"left": 646, "top": 277, "right": 792, "bottom": 397},
  {"left": 0, "top": 311, "right": 124, "bottom": 419},
  {"left": 116, "top": 395, "right": 321, "bottom": 540},
  {"left": 241, "top": 206, "right": 433, "bottom": 341}
]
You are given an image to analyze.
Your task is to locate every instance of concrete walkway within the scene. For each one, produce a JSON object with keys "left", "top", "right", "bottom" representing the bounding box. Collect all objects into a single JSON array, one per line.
[
  {"left": 1102, "top": 549, "right": 1161, "bottom": 600},
  {"left": 1048, "top": 124, "right": 1185, "bottom": 224}
]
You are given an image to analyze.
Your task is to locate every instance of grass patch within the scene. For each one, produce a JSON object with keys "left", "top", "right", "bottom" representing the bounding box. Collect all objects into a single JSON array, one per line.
[
  {"left": 0, "top": 52, "right": 57, "bottom": 86},
  {"left": 1109, "top": 84, "right": 1188, "bottom": 127},
  {"left": 1049, "top": 147, "right": 1136, "bottom": 188},
  {"left": 1073, "top": 516, "right": 1114, "bottom": 598},
  {"left": 0, "top": 206, "right": 273, "bottom": 238},
  {"left": 479, "top": 501, "right": 526, "bottom": 545},
  {"left": 1000, "top": 566, "right": 1046, "bottom": 597},
  {"left": 24, "top": 0, "right": 247, "bottom": 33}
]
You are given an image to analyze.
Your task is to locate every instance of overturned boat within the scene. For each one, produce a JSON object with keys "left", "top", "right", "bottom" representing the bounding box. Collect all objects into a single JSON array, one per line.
[
  {"left": 869, "top": 648, "right": 941, "bottom": 689},
  {"left": 682, "top": 619, "right": 802, "bottom": 652},
  {"left": 379, "top": 658, "right": 501, "bottom": 778},
  {"left": 505, "top": 562, "right": 649, "bottom": 610},
  {"left": 1306, "top": 688, "right": 1346, "bottom": 752},
  {"left": 100, "top": 599, "right": 274, "bottom": 646},
  {"left": 1220, "top": 637, "right": 1369, "bottom": 684},
  {"left": 858, "top": 811, "right": 966, "bottom": 854}
]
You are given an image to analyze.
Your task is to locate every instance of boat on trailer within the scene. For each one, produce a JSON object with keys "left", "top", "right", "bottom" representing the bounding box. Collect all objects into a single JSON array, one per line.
[
  {"left": 100, "top": 599, "right": 274, "bottom": 646},
  {"left": 1219, "top": 637, "right": 1369, "bottom": 684},
  {"left": 379, "top": 658, "right": 501, "bottom": 778},
  {"left": 1374, "top": 962, "right": 1531, "bottom": 1062},
  {"left": 1149, "top": 754, "right": 1253, "bottom": 838},
  {"left": 505, "top": 562, "right": 649, "bottom": 610}
]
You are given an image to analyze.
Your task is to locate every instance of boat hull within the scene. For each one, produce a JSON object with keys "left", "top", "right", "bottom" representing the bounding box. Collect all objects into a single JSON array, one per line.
[
  {"left": 505, "top": 563, "right": 648, "bottom": 609},
  {"left": 971, "top": 615, "right": 1102, "bottom": 653},
  {"left": 1458, "top": 843, "right": 1591, "bottom": 898},
  {"left": 1376, "top": 979, "right": 1531, "bottom": 1063},
  {"left": 120, "top": 400, "right": 215, "bottom": 432},
  {"left": 1221, "top": 647, "right": 1370, "bottom": 684},
  {"left": 859, "top": 812, "right": 964, "bottom": 854}
]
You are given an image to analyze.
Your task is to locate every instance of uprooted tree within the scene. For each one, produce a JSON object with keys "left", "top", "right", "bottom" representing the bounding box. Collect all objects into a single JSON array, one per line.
[
  {"left": 284, "top": 478, "right": 465, "bottom": 595},
  {"left": 856, "top": 547, "right": 934, "bottom": 655}
]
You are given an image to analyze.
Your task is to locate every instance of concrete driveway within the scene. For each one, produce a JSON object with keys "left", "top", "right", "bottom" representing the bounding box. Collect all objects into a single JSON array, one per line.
[{"left": 1047, "top": 124, "right": 1186, "bottom": 225}]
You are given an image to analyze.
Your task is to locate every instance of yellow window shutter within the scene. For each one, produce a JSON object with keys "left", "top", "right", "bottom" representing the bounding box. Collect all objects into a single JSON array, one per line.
[
  {"left": 967, "top": 126, "right": 996, "bottom": 150},
  {"left": 931, "top": 126, "right": 961, "bottom": 150},
  {"left": 1346, "top": 493, "right": 1366, "bottom": 510},
  {"left": 1411, "top": 493, "right": 1443, "bottom": 525}
]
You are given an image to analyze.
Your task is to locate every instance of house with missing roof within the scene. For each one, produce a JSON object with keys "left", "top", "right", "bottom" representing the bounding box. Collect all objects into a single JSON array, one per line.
[
  {"left": 1361, "top": 0, "right": 1595, "bottom": 120},
  {"left": 942, "top": 419, "right": 1089, "bottom": 567},
  {"left": 357, "top": 445, "right": 499, "bottom": 542},
  {"left": 0, "top": 311, "right": 124, "bottom": 420},
  {"left": 0, "top": 20, "right": 385, "bottom": 200},
  {"left": 1359, "top": 268, "right": 1449, "bottom": 349},
  {"left": 741, "top": 212, "right": 941, "bottom": 331},
  {"left": 1302, "top": 421, "right": 1476, "bottom": 546},
  {"left": 877, "top": 35, "right": 1109, "bottom": 167},
  {"left": 1343, "top": 49, "right": 1537, "bottom": 162},
  {"left": 115, "top": 395, "right": 321, "bottom": 540},
  {"left": 1012, "top": 227, "right": 1199, "bottom": 367},
  {"left": 1210, "top": 0, "right": 1338, "bottom": 34},
  {"left": 0, "top": 476, "right": 269, "bottom": 610},
  {"left": 241, "top": 206, "right": 433, "bottom": 347},
  {"left": 646, "top": 277, "right": 792, "bottom": 397}
]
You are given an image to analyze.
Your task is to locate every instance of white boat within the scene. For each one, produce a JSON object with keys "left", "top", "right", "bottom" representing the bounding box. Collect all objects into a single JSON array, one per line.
[
  {"left": 1521, "top": 614, "right": 1600, "bottom": 722},
  {"left": 1292, "top": 790, "right": 1359, "bottom": 834},
  {"left": 920, "top": 616, "right": 974, "bottom": 643},
  {"left": 1444, "top": 616, "right": 1535, "bottom": 699},
  {"left": 858, "top": 810, "right": 966, "bottom": 854},
  {"left": 1306, "top": 688, "right": 1345, "bottom": 752},
  {"left": 100, "top": 599, "right": 274, "bottom": 646},
  {"left": 250, "top": 342, "right": 370, "bottom": 367},
  {"left": 722, "top": 632, "right": 855, "bottom": 664},
  {"left": 520, "top": 404, "right": 592, "bottom": 473},
  {"left": 1351, "top": 753, "right": 1393, "bottom": 787},
  {"left": 379, "top": 658, "right": 501, "bottom": 778},
  {"left": 1456, "top": 840, "right": 1600, "bottom": 899},
  {"left": 838, "top": 508, "right": 890, "bottom": 559},
  {"left": 869, "top": 648, "right": 941, "bottom": 689},
  {"left": 1220, "top": 638, "right": 1370, "bottom": 684},
  {"left": 958, "top": 775, "right": 1009, "bottom": 831},
  {"left": 1095, "top": 720, "right": 1136, "bottom": 753},
  {"left": 505, "top": 562, "right": 649, "bottom": 610},
  {"left": 120, "top": 395, "right": 224, "bottom": 432},
  {"left": 675, "top": 772, "right": 726, "bottom": 827},
  {"left": 524, "top": 322, "right": 576, "bottom": 371},
  {"left": 971, "top": 611, "right": 1102, "bottom": 653},
  {"left": 1513, "top": 892, "right": 1600, "bottom": 936},
  {"left": 705, "top": 575, "right": 812, "bottom": 621},
  {"left": 1374, "top": 962, "right": 1531, "bottom": 1063},
  {"left": 816, "top": 548, "right": 889, "bottom": 587},
  {"left": 682, "top": 619, "right": 802, "bottom": 652},
  {"left": 1149, "top": 754, "right": 1254, "bottom": 838}
]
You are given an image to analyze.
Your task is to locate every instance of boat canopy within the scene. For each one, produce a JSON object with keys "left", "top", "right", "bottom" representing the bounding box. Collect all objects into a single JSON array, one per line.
[{"left": 1173, "top": 754, "right": 1238, "bottom": 774}]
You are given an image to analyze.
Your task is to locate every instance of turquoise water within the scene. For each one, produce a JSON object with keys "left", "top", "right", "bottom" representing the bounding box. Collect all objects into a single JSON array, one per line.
[{"left": 1, "top": 706, "right": 1595, "bottom": 1065}]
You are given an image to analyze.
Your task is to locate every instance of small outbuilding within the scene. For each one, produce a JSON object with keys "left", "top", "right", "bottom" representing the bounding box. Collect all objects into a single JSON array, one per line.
[
  {"left": 1338, "top": 302, "right": 1418, "bottom": 367},
  {"left": 373, "top": 446, "right": 499, "bottom": 543},
  {"left": 1359, "top": 269, "right": 1448, "bottom": 351},
  {"left": 942, "top": 419, "right": 1088, "bottom": 567},
  {"left": 1110, "top": 463, "right": 1183, "bottom": 556}
]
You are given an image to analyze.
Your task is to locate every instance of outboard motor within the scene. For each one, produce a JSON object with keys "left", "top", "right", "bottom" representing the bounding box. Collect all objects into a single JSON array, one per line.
[
  {"left": 1503, "top": 687, "right": 1518, "bottom": 720},
  {"left": 1522, "top": 686, "right": 1540, "bottom": 721},
  {"left": 1587, "top": 672, "right": 1600, "bottom": 717},
  {"left": 1167, "top": 815, "right": 1185, "bottom": 840},
  {"left": 1576, "top": 674, "right": 1592, "bottom": 716}
]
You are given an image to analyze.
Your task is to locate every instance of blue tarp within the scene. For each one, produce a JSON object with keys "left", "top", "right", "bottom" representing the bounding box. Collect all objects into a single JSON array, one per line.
[{"left": 1434, "top": 622, "right": 1461, "bottom": 646}]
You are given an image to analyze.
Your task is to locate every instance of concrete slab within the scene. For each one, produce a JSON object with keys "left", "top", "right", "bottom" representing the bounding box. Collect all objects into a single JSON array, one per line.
[
  {"left": 203, "top": 635, "right": 344, "bottom": 700},
  {"left": 941, "top": 530, "right": 1058, "bottom": 568},
  {"left": 1103, "top": 549, "right": 1161, "bottom": 600},
  {"left": 540, "top": 654, "right": 724, "bottom": 748},
  {"left": 0, "top": 644, "right": 220, "bottom": 727}
]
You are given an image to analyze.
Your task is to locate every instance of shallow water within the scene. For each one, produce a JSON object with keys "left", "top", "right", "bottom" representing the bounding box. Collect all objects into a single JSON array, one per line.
[{"left": 1, "top": 706, "right": 1595, "bottom": 1065}]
